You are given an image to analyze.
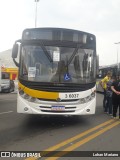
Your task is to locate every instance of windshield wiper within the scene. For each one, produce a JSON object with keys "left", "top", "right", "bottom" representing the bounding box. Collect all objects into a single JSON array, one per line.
[
  {"left": 39, "top": 41, "right": 53, "bottom": 63},
  {"left": 67, "top": 44, "right": 81, "bottom": 66}
]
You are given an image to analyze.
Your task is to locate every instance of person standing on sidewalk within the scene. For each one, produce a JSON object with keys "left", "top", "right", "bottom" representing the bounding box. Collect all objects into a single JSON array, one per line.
[
  {"left": 106, "top": 76, "right": 116, "bottom": 115},
  {"left": 111, "top": 75, "right": 120, "bottom": 119},
  {"left": 100, "top": 71, "right": 112, "bottom": 112}
]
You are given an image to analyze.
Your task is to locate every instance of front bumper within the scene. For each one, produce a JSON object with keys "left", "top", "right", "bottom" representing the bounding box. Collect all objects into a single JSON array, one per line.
[{"left": 17, "top": 94, "right": 96, "bottom": 115}]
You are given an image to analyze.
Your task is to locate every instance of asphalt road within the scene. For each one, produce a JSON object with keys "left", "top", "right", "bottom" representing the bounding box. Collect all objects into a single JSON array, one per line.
[{"left": 0, "top": 93, "right": 120, "bottom": 160}]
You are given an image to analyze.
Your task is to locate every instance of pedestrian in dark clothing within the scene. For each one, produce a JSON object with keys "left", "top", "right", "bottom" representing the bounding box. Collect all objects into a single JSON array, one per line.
[
  {"left": 111, "top": 76, "right": 120, "bottom": 119},
  {"left": 100, "top": 71, "right": 112, "bottom": 112},
  {"left": 106, "top": 76, "right": 116, "bottom": 115}
]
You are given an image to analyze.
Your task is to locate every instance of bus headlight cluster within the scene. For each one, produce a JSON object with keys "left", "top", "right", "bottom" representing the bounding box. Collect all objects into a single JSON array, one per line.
[
  {"left": 79, "top": 92, "right": 95, "bottom": 104},
  {"left": 19, "top": 89, "right": 37, "bottom": 102},
  {"left": 19, "top": 89, "right": 95, "bottom": 104}
]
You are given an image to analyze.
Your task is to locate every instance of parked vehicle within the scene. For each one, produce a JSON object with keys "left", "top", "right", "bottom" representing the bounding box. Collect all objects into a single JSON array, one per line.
[{"left": 1, "top": 79, "right": 15, "bottom": 93}]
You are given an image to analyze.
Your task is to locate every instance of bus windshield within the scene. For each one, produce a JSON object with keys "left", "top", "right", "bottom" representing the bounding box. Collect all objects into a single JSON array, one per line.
[{"left": 20, "top": 45, "right": 96, "bottom": 84}]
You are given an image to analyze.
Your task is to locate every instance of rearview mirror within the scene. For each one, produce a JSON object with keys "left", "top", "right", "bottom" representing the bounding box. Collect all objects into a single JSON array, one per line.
[{"left": 12, "top": 44, "right": 18, "bottom": 58}]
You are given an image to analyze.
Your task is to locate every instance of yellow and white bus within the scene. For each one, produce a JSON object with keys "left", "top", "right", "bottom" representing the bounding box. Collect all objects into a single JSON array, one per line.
[{"left": 12, "top": 28, "right": 97, "bottom": 115}]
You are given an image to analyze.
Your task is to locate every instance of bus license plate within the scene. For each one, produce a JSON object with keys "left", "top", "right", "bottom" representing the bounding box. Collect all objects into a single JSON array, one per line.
[{"left": 51, "top": 106, "right": 65, "bottom": 111}]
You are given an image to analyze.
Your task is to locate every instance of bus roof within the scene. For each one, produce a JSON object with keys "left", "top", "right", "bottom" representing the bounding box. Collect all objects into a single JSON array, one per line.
[
  {"left": 22, "top": 27, "right": 96, "bottom": 45},
  {"left": 22, "top": 27, "right": 95, "bottom": 36}
]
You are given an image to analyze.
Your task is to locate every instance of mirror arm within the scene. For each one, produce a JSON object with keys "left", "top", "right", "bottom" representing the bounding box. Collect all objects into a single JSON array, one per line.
[
  {"left": 15, "top": 39, "right": 22, "bottom": 44},
  {"left": 13, "top": 58, "right": 19, "bottom": 67}
]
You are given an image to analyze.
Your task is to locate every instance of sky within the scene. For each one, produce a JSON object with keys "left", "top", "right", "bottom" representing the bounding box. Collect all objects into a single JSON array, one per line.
[{"left": 0, "top": 0, "right": 120, "bottom": 66}]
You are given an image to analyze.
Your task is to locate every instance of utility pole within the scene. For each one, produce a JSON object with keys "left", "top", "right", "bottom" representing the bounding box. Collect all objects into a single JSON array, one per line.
[
  {"left": 35, "top": 0, "right": 40, "bottom": 28},
  {"left": 114, "top": 42, "right": 120, "bottom": 70}
]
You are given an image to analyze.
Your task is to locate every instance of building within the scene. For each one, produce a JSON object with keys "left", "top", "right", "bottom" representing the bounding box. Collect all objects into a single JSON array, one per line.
[
  {"left": 0, "top": 49, "right": 18, "bottom": 80},
  {"left": 1, "top": 67, "right": 18, "bottom": 80}
]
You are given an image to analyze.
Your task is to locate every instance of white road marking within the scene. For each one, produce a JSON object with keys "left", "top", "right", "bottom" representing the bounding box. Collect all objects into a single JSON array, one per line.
[{"left": 0, "top": 111, "right": 13, "bottom": 115}]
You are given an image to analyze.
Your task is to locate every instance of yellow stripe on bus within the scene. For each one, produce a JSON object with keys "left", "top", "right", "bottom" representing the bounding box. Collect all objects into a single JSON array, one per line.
[{"left": 18, "top": 82, "right": 59, "bottom": 100}]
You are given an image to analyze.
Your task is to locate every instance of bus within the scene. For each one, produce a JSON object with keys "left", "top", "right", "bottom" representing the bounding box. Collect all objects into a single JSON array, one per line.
[
  {"left": 12, "top": 28, "right": 97, "bottom": 115},
  {"left": 96, "top": 63, "right": 120, "bottom": 92}
]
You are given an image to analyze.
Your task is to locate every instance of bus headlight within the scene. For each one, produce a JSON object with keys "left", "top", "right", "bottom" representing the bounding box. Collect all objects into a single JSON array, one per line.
[
  {"left": 19, "top": 89, "right": 24, "bottom": 95},
  {"left": 91, "top": 91, "right": 95, "bottom": 98},
  {"left": 85, "top": 96, "right": 91, "bottom": 102},
  {"left": 80, "top": 98, "right": 85, "bottom": 104},
  {"left": 29, "top": 97, "right": 36, "bottom": 102},
  {"left": 24, "top": 94, "right": 30, "bottom": 99},
  {"left": 23, "top": 94, "right": 36, "bottom": 102},
  {"left": 19, "top": 90, "right": 37, "bottom": 102},
  {"left": 79, "top": 92, "right": 95, "bottom": 104}
]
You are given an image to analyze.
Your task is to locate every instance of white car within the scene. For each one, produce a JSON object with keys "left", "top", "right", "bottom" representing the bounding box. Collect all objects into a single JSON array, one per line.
[{"left": 1, "top": 79, "right": 15, "bottom": 93}]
